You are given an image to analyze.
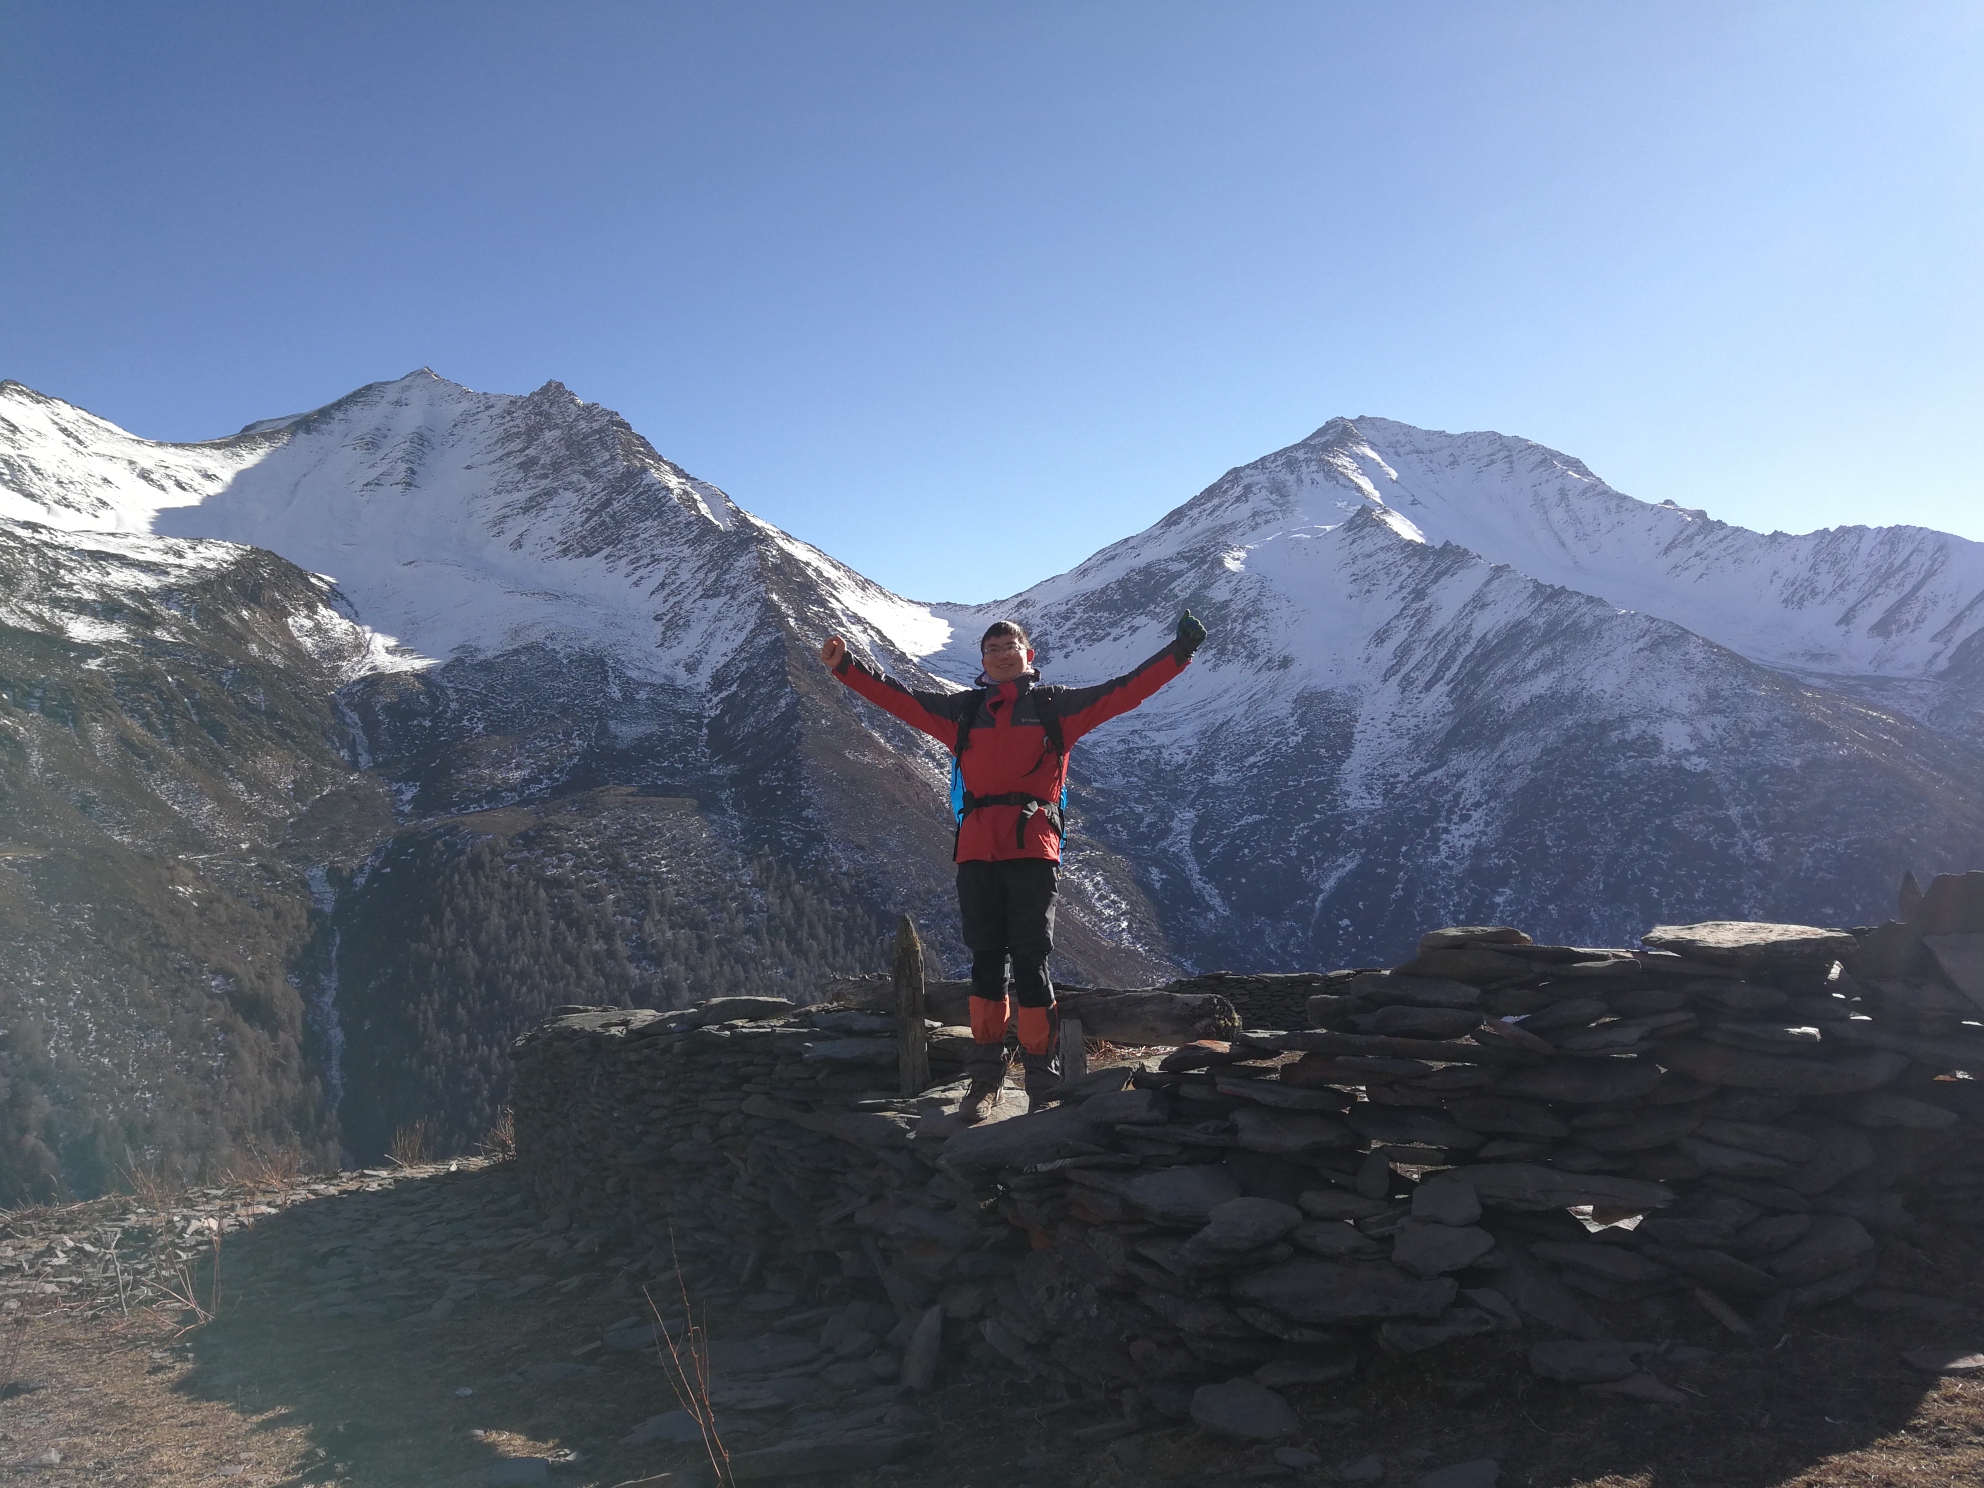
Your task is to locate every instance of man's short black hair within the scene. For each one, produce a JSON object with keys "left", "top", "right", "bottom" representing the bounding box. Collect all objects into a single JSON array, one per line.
[{"left": 980, "top": 620, "right": 1030, "bottom": 651}]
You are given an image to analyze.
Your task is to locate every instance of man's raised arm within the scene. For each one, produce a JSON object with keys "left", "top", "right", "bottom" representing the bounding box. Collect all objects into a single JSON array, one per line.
[
  {"left": 1054, "top": 611, "right": 1206, "bottom": 745},
  {"left": 820, "top": 634, "right": 964, "bottom": 745}
]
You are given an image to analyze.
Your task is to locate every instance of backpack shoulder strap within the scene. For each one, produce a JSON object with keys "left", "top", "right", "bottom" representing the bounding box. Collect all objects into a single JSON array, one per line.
[
  {"left": 1031, "top": 684, "right": 1068, "bottom": 756},
  {"left": 953, "top": 686, "right": 984, "bottom": 757}
]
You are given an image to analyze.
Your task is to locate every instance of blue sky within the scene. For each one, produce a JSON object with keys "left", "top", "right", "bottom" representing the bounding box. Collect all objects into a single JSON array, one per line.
[{"left": 4, "top": 2, "right": 1980, "bottom": 602}]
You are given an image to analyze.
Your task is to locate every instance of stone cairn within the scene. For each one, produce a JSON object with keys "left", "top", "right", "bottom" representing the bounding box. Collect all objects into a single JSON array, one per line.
[{"left": 510, "top": 872, "right": 1984, "bottom": 1441}]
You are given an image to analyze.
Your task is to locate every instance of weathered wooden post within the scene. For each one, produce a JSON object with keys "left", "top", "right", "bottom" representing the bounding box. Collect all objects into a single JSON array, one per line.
[
  {"left": 894, "top": 915, "right": 930, "bottom": 1095},
  {"left": 1059, "top": 1015, "right": 1087, "bottom": 1084}
]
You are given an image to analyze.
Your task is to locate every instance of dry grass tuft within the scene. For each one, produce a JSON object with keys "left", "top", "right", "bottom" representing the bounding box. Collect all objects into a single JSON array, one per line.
[
  {"left": 150, "top": 1219, "right": 223, "bottom": 1335},
  {"left": 224, "top": 1141, "right": 306, "bottom": 1191},
  {"left": 386, "top": 1117, "right": 435, "bottom": 1168},
  {"left": 121, "top": 1158, "right": 186, "bottom": 1210},
  {"left": 476, "top": 1105, "right": 516, "bottom": 1163}
]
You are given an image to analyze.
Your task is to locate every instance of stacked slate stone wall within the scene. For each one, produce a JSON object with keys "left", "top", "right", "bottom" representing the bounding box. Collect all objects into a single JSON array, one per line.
[
  {"left": 1163, "top": 973, "right": 1365, "bottom": 1036},
  {"left": 511, "top": 877, "right": 1984, "bottom": 1416}
]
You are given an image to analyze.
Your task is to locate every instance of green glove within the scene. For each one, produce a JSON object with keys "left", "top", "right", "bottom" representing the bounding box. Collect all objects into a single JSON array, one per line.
[{"left": 1175, "top": 609, "right": 1207, "bottom": 658}]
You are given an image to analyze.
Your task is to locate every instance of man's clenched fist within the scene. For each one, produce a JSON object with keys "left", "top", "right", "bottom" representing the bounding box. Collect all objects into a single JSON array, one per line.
[{"left": 820, "top": 635, "right": 847, "bottom": 669}]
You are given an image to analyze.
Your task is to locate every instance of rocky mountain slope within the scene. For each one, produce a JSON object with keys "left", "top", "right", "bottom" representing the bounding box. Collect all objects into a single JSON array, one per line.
[
  {"left": 0, "top": 374, "right": 1169, "bottom": 1196},
  {"left": 4, "top": 376, "right": 1982, "bottom": 1195}
]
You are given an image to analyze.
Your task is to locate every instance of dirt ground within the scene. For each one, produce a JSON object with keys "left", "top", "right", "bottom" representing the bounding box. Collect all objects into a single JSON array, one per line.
[{"left": 4, "top": 1160, "right": 1984, "bottom": 1487}]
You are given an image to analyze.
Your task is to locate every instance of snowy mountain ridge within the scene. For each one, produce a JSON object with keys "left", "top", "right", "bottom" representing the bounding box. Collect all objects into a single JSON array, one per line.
[
  {"left": 921, "top": 415, "right": 1984, "bottom": 689},
  {"left": 5, "top": 367, "right": 1984, "bottom": 1192},
  {"left": 0, "top": 372, "right": 955, "bottom": 690}
]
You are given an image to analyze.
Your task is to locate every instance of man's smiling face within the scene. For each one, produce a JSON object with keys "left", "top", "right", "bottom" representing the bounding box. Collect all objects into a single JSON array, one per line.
[{"left": 981, "top": 634, "right": 1033, "bottom": 683}]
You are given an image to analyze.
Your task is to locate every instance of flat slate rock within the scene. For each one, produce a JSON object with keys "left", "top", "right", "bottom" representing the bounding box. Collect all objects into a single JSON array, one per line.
[
  {"left": 728, "top": 1431, "right": 928, "bottom": 1480},
  {"left": 1298, "top": 1190, "right": 1393, "bottom": 1221},
  {"left": 1415, "top": 1461, "right": 1500, "bottom": 1488},
  {"left": 1347, "top": 974, "right": 1483, "bottom": 1009},
  {"left": 801, "top": 1037, "right": 900, "bottom": 1066},
  {"left": 1230, "top": 1107, "right": 1357, "bottom": 1156},
  {"left": 1660, "top": 1248, "right": 1781, "bottom": 1295},
  {"left": 1078, "top": 1088, "right": 1169, "bottom": 1125},
  {"left": 1492, "top": 1059, "right": 1665, "bottom": 1105},
  {"left": 1189, "top": 1378, "right": 1300, "bottom": 1441},
  {"left": 1923, "top": 933, "right": 1984, "bottom": 1011},
  {"left": 1412, "top": 1180, "right": 1482, "bottom": 1226},
  {"left": 1641, "top": 922, "right": 1857, "bottom": 966},
  {"left": 1255, "top": 1353, "right": 1359, "bottom": 1388},
  {"left": 1903, "top": 1347, "right": 1984, "bottom": 1373},
  {"left": 1390, "top": 1220, "right": 1495, "bottom": 1277},
  {"left": 1255, "top": 1030, "right": 1512, "bottom": 1066},
  {"left": 621, "top": 1409, "right": 726, "bottom": 1446},
  {"left": 1357, "top": 1005, "right": 1484, "bottom": 1039},
  {"left": 1123, "top": 1164, "right": 1245, "bottom": 1226},
  {"left": 942, "top": 1104, "right": 1107, "bottom": 1169},
  {"left": 1346, "top": 1106, "right": 1483, "bottom": 1151},
  {"left": 1396, "top": 947, "right": 1539, "bottom": 983},
  {"left": 1196, "top": 1197, "right": 1305, "bottom": 1250},
  {"left": 1530, "top": 1241, "right": 1672, "bottom": 1286},
  {"left": 1419, "top": 926, "right": 1533, "bottom": 950},
  {"left": 1657, "top": 1041, "right": 1909, "bottom": 1096},
  {"left": 1850, "top": 1093, "right": 1958, "bottom": 1130},
  {"left": 1582, "top": 1371, "right": 1689, "bottom": 1404},
  {"left": 1292, "top": 1220, "right": 1383, "bottom": 1258},
  {"left": 1854, "top": 1289, "right": 1974, "bottom": 1323},
  {"left": 1229, "top": 1259, "right": 1457, "bottom": 1324},
  {"left": 1437, "top": 1163, "right": 1674, "bottom": 1213},
  {"left": 1577, "top": 1108, "right": 1705, "bottom": 1152},
  {"left": 1446, "top": 1097, "right": 1571, "bottom": 1140},
  {"left": 695, "top": 995, "right": 799, "bottom": 1023},
  {"left": 1765, "top": 1215, "right": 1874, "bottom": 1286},
  {"left": 1678, "top": 1137, "right": 1794, "bottom": 1179},
  {"left": 705, "top": 1334, "right": 821, "bottom": 1373},
  {"left": 1215, "top": 1077, "right": 1352, "bottom": 1111},
  {"left": 1378, "top": 1307, "right": 1497, "bottom": 1353},
  {"left": 1529, "top": 1339, "right": 1646, "bottom": 1382}
]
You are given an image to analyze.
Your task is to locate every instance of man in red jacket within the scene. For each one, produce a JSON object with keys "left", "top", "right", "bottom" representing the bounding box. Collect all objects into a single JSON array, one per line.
[{"left": 819, "top": 612, "right": 1205, "bottom": 1120}]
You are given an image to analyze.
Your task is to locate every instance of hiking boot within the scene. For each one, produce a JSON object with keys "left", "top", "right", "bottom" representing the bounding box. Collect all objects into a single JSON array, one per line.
[{"left": 959, "top": 1081, "right": 1003, "bottom": 1124}]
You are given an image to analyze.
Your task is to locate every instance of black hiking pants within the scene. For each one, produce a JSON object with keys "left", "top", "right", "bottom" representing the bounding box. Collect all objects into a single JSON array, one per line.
[{"left": 956, "top": 858, "right": 1060, "bottom": 1096}]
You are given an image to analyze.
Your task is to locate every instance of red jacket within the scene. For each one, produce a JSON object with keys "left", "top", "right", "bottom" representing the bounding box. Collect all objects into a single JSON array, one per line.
[{"left": 833, "top": 641, "right": 1189, "bottom": 863}]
